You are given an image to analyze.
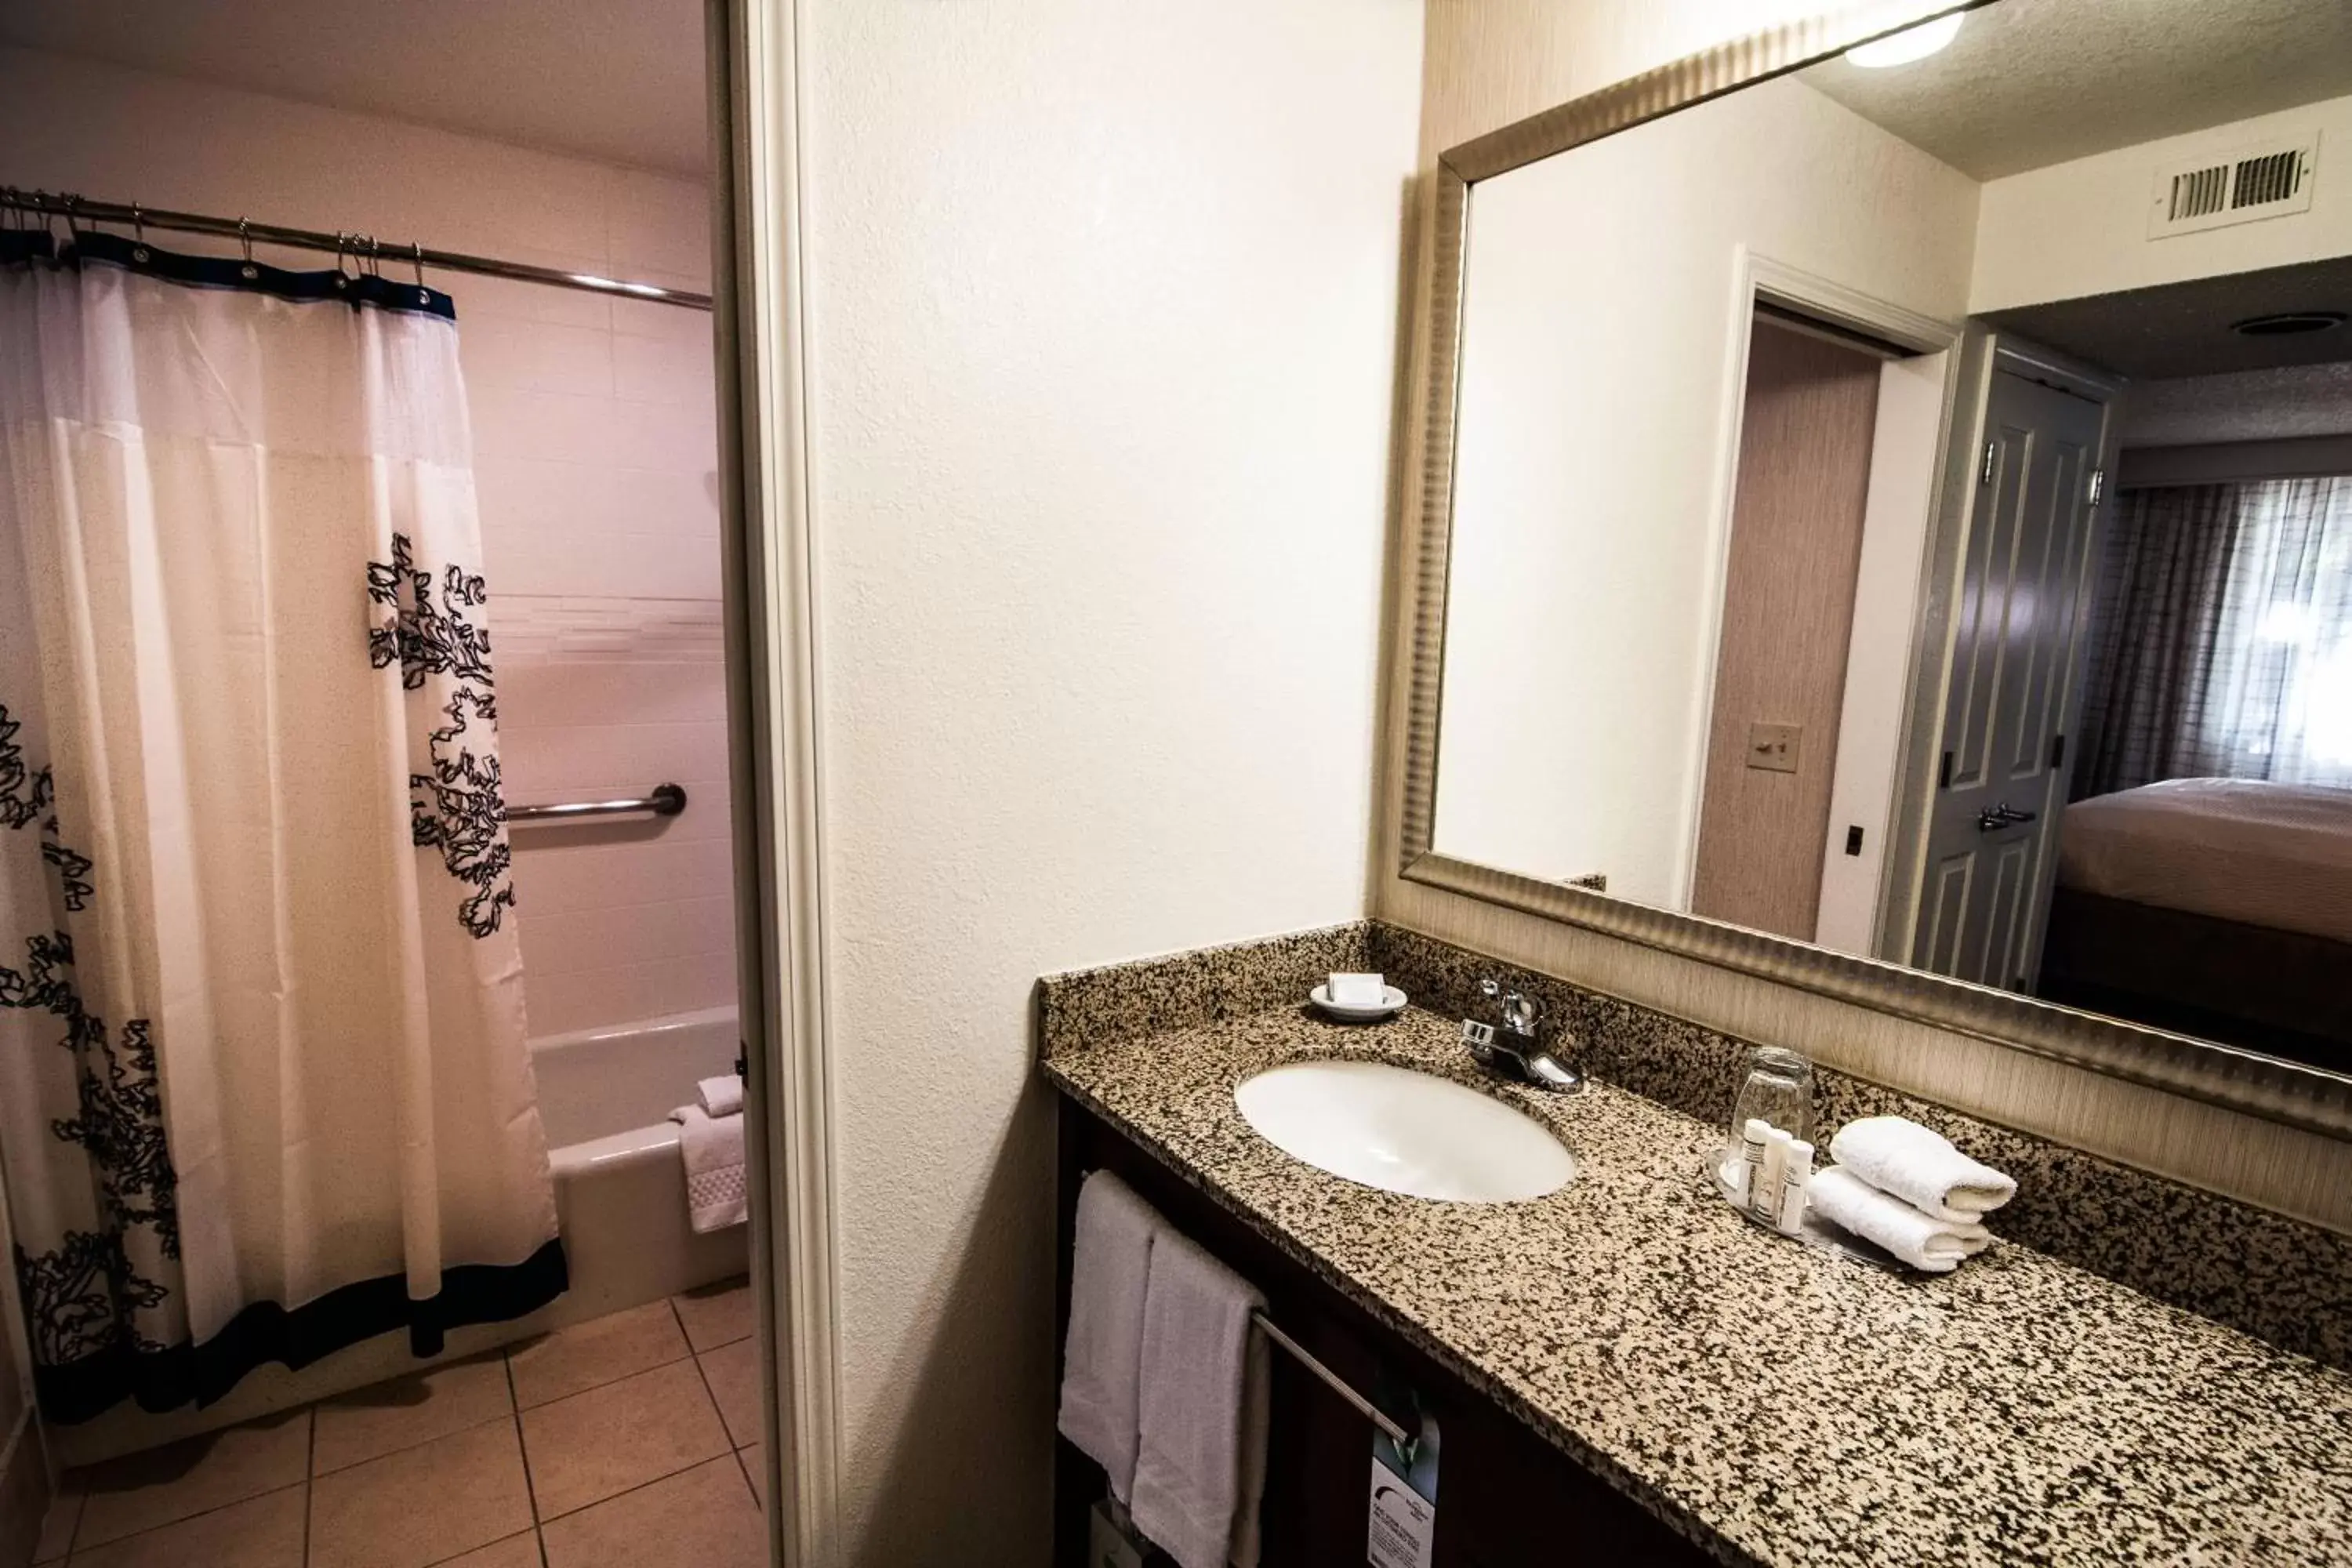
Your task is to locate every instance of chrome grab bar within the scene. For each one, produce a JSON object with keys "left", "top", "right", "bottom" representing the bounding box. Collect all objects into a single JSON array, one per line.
[
  {"left": 508, "top": 782, "right": 687, "bottom": 826},
  {"left": 1251, "top": 1312, "right": 1410, "bottom": 1444}
]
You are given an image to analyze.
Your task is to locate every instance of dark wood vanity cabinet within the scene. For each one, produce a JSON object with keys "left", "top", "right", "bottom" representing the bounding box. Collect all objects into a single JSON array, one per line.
[{"left": 1054, "top": 1094, "right": 1713, "bottom": 1568}]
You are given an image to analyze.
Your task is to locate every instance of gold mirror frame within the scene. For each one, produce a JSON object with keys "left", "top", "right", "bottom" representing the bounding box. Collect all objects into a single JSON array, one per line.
[{"left": 1391, "top": 0, "right": 2352, "bottom": 1140}]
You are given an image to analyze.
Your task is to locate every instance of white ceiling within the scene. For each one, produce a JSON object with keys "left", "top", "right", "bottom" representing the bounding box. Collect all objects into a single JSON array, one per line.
[
  {"left": 0, "top": 0, "right": 709, "bottom": 176},
  {"left": 1804, "top": 0, "right": 2352, "bottom": 181}
]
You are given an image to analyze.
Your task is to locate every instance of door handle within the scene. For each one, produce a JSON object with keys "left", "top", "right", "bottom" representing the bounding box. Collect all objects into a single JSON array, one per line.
[{"left": 1974, "top": 802, "right": 2038, "bottom": 832}]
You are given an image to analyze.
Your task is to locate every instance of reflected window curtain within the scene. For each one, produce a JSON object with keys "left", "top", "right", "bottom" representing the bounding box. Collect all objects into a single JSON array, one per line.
[
  {"left": 2184, "top": 476, "right": 2352, "bottom": 786},
  {"left": 0, "top": 229, "right": 564, "bottom": 1424},
  {"left": 2074, "top": 484, "right": 2238, "bottom": 798},
  {"left": 2077, "top": 477, "right": 2352, "bottom": 797}
]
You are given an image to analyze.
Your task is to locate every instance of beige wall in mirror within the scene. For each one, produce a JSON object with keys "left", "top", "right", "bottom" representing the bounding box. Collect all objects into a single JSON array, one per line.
[{"left": 1377, "top": 0, "right": 2352, "bottom": 1231}]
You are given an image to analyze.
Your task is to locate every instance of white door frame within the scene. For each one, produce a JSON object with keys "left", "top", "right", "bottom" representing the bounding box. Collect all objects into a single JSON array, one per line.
[
  {"left": 711, "top": 1, "right": 843, "bottom": 1563},
  {"left": 1677, "top": 249, "right": 1963, "bottom": 924}
]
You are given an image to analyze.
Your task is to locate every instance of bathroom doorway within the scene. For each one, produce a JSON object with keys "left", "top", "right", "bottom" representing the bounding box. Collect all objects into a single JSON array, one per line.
[
  {"left": 0, "top": 3, "right": 794, "bottom": 1563},
  {"left": 1686, "top": 270, "right": 1959, "bottom": 954}
]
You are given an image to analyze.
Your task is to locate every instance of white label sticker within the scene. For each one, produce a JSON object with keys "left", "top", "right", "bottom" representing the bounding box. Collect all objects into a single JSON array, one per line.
[{"left": 1368, "top": 1454, "right": 1435, "bottom": 1568}]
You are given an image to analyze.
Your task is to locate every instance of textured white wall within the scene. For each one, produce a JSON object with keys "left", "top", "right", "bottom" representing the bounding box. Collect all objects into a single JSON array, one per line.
[
  {"left": 1434, "top": 78, "right": 1976, "bottom": 904},
  {"left": 797, "top": 1, "right": 1422, "bottom": 1557},
  {"left": 1971, "top": 90, "right": 2352, "bottom": 314},
  {"left": 0, "top": 47, "right": 734, "bottom": 1041}
]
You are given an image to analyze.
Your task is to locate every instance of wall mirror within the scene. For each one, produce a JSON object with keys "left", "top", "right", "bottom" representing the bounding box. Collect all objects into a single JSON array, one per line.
[{"left": 1400, "top": 0, "right": 2352, "bottom": 1133}]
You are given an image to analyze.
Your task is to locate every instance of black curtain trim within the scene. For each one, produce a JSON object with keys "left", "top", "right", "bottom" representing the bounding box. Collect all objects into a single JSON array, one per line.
[
  {"left": 32, "top": 1238, "right": 567, "bottom": 1425},
  {"left": 13, "top": 230, "right": 459, "bottom": 321}
]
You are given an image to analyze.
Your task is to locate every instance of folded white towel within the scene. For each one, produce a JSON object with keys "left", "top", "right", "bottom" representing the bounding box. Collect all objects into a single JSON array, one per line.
[
  {"left": 697, "top": 1073, "right": 744, "bottom": 1118},
  {"left": 1828, "top": 1116, "right": 2016, "bottom": 1222},
  {"left": 668, "top": 1103, "right": 747, "bottom": 1232},
  {"left": 1058, "top": 1171, "right": 1163, "bottom": 1504},
  {"left": 1807, "top": 1166, "right": 1991, "bottom": 1273},
  {"left": 1131, "top": 1230, "right": 1269, "bottom": 1568}
]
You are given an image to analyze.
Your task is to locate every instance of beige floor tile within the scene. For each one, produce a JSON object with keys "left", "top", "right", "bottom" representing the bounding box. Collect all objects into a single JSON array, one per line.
[
  {"left": 507, "top": 1301, "right": 688, "bottom": 1410},
  {"left": 695, "top": 1338, "right": 761, "bottom": 1449},
  {"left": 669, "top": 1277, "right": 753, "bottom": 1353},
  {"left": 427, "top": 1530, "right": 543, "bottom": 1567},
  {"left": 64, "top": 1483, "right": 305, "bottom": 1568},
  {"left": 539, "top": 1457, "right": 764, "bottom": 1568},
  {"left": 735, "top": 1444, "right": 764, "bottom": 1510},
  {"left": 34, "top": 1481, "right": 82, "bottom": 1563},
  {"left": 71, "top": 1409, "right": 310, "bottom": 1548},
  {"left": 518, "top": 1360, "right": 728, "bottom": 1521},
  {"left": 307, "top": 1418, "right": 533, "bottom": 1568},
  {"left": 313, "top": 1354, "right": 514, "bottom": 1475}
]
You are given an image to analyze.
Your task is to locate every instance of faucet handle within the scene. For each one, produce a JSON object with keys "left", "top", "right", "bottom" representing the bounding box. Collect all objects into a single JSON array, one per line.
[{"left": 1502, "top": 991, "right": 1537, "bottom": 1036}]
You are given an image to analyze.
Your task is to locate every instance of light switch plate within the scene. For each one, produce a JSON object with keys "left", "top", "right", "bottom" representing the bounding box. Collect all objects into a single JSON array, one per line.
[{"left": 1747, "top": 722, "right": 1801, "bottom": 773}]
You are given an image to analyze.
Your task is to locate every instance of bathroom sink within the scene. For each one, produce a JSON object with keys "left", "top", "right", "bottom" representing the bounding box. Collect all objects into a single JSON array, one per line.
[{"left": 1234, "top": 1060, "right": 1575, "bottom": 1202}]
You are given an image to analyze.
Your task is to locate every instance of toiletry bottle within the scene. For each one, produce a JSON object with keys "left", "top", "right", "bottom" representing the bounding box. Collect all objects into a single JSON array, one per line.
[
  {"left": 1735, "top": 1119, "right": 1769, "bottom": 1208},
  {"left": 1776, "top": 1139, "right": 1813, "bottom": 1235},
  {"left": 1756, "top": 1127, "right": 1791, "bottom": 1224}
]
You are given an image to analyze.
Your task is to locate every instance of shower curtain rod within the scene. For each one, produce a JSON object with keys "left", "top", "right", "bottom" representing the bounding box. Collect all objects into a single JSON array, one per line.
[{"left": 0, "top": 188, "right": 713, "bottom": 312}]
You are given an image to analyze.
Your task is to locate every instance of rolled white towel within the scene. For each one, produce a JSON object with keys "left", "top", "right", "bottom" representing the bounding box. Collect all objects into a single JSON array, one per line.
[
  {"left": 1828, "top": 1116, "right": 2015, "bottom": 1223},
  {"left": 698, "top": 1073, "right": 744, "bottom": 1118},
  {"left": 1807, "top": 1166, "right": 1991, "bottom": 1273}
]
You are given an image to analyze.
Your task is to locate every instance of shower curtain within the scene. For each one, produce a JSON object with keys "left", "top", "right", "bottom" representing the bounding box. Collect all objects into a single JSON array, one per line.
[{"left": 0, "top": 229, "right": 564, "bottom": 1422}]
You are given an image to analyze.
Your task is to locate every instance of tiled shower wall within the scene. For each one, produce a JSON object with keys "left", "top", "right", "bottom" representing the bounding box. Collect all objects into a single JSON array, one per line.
[{"left": 0, "top": 45, "right": 739, "bottom": 1043}]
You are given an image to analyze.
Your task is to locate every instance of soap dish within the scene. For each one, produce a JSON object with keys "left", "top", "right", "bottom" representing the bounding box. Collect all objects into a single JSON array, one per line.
[
  {"left": 1308, "top": 984, "right": 1407, "bottom": 1022},
  {"left": 1702, "top": 1150, "right": 1903, "bottom": 1272}
]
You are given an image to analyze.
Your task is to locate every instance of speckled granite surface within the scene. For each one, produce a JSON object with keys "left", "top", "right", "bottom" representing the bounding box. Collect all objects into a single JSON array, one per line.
[
  {"left": 1363, "top": 924, "right": 2352, "bottom": 1370},
  {"left": 1040, "top": 1000, "right": 2352, "bottom": 1567}
]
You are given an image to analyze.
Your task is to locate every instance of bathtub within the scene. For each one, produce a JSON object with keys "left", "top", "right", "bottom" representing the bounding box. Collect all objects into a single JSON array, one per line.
[{"left": 534, "top": 1004, "right": 750, "bottom": 1324}]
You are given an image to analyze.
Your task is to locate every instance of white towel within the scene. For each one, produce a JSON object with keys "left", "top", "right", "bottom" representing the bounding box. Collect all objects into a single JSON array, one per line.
[
  {"left": 1807, "top": 1166, "right": 1991, "bottom": 1273},
  {"left": 1058, "top": 1171, "right": 1163, "bottom": 1504},
  {"left": 698, "top": 1073, "right": 744, "bottom": 1117},
  {"left": 1131, "top": 1230, "right": 1269, "bottom": 1568},
  {"left": 1828, "top": 1116, "right": 2016, "bottom": 1223},
  {"left": 668, "top": 1103, "right": 747, "bottom": 1232}
]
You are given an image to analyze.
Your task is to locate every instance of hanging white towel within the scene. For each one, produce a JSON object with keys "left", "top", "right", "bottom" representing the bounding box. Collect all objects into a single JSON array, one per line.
[
  {"left": 1058, "top": 1171, "right": 1164, "bottom": 1504},
  {"left": 698, "top": 1074, "right": 745, "bottom": 1118},
  {"left": 1807, "top": 1166, "right": 1991, "bottom": 1273},
  {"left": 669, "top": 1104, "right": 747, "bottom": 1232},
  {"left": 1131, "top": 1230, "right": 1269, "bottom": 1568},
  {"left": 1828, "top": 1116, "right": 2016, "bottom": 1223}
]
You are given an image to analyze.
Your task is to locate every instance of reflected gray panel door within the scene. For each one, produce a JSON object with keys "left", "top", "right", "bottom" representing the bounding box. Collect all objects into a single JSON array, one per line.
[{"left": 1912, "top": 368, "right": 2105, "bottom": 989}]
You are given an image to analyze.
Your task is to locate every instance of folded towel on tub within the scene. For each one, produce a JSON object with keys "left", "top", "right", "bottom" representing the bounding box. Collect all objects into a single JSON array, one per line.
[
  {"left": 698, "top": 1073, "right": 744, "bottom": 1117},
  {"left": 670, "top": 1102, "right": 748, "bottom": 1232}
]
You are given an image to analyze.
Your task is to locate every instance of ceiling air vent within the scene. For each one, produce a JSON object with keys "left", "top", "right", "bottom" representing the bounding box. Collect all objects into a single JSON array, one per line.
[{"left": 2149, "top": 136, "right": 2318, "bottom": 238}]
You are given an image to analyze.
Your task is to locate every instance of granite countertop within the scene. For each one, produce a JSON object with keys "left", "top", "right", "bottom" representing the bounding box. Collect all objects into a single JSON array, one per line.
[{"left": 1042, "top": 1002, "right": 2352, "bottom": 1568}]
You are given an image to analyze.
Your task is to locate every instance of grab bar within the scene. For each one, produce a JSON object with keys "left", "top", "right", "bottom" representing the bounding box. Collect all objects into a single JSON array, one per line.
[
  {"left": 507, "top": 782, "right": 688, "bottom": 826},
  {"left": 1251, "top": 1312, "right": 1409, "bottom": 1444}
]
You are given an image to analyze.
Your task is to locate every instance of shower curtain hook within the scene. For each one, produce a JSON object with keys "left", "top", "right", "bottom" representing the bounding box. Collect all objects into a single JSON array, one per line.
[
  {"left": 238, "top": 217, "right": 259, "bottom": 281},
  {"left": 411, "top": 241, "right": 430, "bottom": 304},
  {"left": 331, "top": 231, "right": 352, "bottom": 294},
  {"left": 130, "top": 202, "right": 150, "bottom": 264}
]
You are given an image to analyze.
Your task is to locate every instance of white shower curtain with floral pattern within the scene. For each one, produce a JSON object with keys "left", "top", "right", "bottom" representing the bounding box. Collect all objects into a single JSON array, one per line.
[{"left": 0, "top": 230, "right": 563, "bottom": 1422}]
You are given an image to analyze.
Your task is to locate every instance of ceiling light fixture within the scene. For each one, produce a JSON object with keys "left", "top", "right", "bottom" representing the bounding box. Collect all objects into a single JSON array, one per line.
[
  {"left": 1846, "top": 13, "right": 1963, "bottom": 68},
  {"left": 2230, "top": 311, "right": 2346, "bottom": 338}
]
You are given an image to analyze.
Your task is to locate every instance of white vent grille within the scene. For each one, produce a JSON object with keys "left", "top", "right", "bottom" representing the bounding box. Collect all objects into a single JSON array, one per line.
[{"left": 2150, "top": 136, "right": 2318, "bottom": 238}]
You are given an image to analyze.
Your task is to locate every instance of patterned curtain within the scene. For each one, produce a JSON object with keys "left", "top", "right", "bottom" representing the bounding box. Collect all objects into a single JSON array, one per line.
[
  {"left": 2076, "top": 477, "right": 2352, "bottom": 799},
  {"left": 0, "top": 230, "right": 564, "bottom": 1423}
]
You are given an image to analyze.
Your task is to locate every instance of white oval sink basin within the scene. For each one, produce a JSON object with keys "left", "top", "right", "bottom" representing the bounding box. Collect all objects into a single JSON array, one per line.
[{"left": 1235, "top": 1060, "right": 1575, "bottom": 1203}]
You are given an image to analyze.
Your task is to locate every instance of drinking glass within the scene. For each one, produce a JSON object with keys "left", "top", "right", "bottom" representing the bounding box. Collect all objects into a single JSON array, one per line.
[{"left": 1728, "top": 1045, "right": 1814, "bottom": 1153}]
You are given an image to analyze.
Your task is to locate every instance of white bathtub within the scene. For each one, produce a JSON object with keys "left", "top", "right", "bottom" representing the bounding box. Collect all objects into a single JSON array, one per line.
[{"left": 535, "top": 1005, "right": 750, "bottom": 1324}]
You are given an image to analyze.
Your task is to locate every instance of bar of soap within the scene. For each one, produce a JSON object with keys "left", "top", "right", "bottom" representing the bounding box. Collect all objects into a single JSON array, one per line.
[{"left": 1328, "top": 972, "right": 1387, "bottom": 1007}]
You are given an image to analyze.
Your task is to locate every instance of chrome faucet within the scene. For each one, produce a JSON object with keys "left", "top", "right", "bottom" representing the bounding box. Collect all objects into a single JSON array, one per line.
[{"left": 1465, "top": 978, "right": 1582, "bottom": 1093}]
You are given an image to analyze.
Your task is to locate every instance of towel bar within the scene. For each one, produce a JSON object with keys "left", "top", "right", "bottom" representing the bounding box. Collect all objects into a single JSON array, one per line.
[
  {"left": 1252, "top": 1312, "right": 1409, "bottom": 1444},
  {"left": 507, "top": 782, "right": 688, "bottom": 826}
]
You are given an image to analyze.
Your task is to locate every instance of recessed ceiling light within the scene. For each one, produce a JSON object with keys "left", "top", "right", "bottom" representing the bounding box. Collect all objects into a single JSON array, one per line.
[
  {"left": 1846, "top": 13, "right": 1964, "bottom": 68},
  {"left": 2230, "top": 311, "right": 2346, "bottom": 338}
]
